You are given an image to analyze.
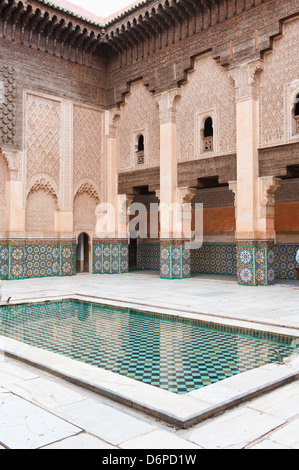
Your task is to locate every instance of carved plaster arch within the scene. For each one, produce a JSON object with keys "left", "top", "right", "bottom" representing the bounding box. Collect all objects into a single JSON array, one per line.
[
  {"left": 26, "top": 176, "right": 59, "bottom": 204},
  {"left": 73, "top": 179, "right": 100, "bottom": 204}
]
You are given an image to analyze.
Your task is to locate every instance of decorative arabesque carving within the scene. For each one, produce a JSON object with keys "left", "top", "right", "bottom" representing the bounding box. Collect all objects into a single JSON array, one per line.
[
  {"left": 26, "top": 179, "right": 58, "bottom": 233},
  {"left": 0, "top": 64, "right": 16, "bottom": 145},
  {"left": 28, "top": 178, "right": 58, "bottom": 201},
  {"left": 259, "top": 176, "right": 281, "bottom": 219},
  {"left": 228, "top": 60, "right": 264, "bottom": 102},
  {"left": 75, "top": 182, "right": 100, "bottom": 204},
  {"left": 73, "top": 105, "right": 103, "bottom": 190},
  {"left": 25, "top": 94, "right": 62, "bottom": 186},
  {"left": 117, "top": 81, "right": 160, "bottom": 170},
  {"left": 155, "top": 88, "right": 181, "bottom": 124}
]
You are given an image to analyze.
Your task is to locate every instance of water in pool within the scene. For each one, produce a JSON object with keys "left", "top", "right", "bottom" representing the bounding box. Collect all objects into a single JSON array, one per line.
[{"left": 0, "top": 300, "right": 297, "bottom": 394}]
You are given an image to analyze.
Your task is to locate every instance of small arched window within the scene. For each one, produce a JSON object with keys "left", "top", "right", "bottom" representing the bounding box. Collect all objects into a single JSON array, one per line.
[
  {"left": 138, "top": 135, "right": 144, "bottom": 152},
  {"left": 203, "top": 117, "right": 214, "bottom": 152},
  {"left": 136, "top": 134, "right": 145, "bottom": 165},
  {"left": 294, "top": 94, "right": 299, "bottom": 135}
]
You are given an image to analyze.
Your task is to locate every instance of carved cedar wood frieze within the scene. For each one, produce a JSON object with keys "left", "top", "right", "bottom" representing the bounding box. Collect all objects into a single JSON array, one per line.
[{"left": 0, "top": 63, "right": 16, "bottom": 145}]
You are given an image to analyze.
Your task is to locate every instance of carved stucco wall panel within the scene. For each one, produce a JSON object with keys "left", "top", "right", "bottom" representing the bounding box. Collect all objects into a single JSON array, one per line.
[
  {"left": 177, "top": 54, "right": 236, "bottom": 162},
  {"left": 25, "top": 188, "right": 58, "bottom": 234},
  {"left": 117, "top": 80, "right": 160, "bottom": 171},
  {"left": 259, "top": 18, "right": 299, "bottom": 148},
  {"left": 25, "top": 93, "right": 62, "bottom": 188},
  {"left": 73, "top": 191, "right": 98, "bottom": 232},
  {"left": 73, "top": 104, "right": 103, "bottom": 199}
]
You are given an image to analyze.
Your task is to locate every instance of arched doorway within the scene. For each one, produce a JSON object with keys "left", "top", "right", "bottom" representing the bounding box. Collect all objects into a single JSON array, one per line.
[
  {"left": 77, "top": 233, "right": 90, "bottom": 273},
  {"left": 129, "top": 236, "right": 138, "bottom": 270}
]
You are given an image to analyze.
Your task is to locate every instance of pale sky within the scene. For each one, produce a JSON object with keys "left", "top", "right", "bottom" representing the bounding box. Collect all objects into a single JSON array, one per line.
[{"left": 66, "top": 0, "right": 137, "bottom": 19}]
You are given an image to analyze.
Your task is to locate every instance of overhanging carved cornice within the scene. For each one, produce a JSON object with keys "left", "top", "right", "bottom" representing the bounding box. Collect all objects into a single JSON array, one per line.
[{"left": 0, "top": 0, "right": 103, "bottom": 65}]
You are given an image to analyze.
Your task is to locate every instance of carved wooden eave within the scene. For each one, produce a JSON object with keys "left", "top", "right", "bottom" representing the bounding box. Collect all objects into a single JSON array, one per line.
[
  {"left": 104, "top": 0, "right": 217, "bottom": 58},
  {"left": 103, "top": 0, "right": 282, "bottom": 63},
  {"left": 0, "top": 0, "right": 104, "bottom": 65},
  {"left": 1, "top": 0, "right": 298, "bottom": 71}
]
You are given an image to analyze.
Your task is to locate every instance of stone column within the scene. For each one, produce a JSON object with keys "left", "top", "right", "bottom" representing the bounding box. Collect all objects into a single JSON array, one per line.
[
  {"left": 155, "top": 89, "right": 191, "bottom": 279},
  {"left": 229, "top": 61, "right": 281, "bottom": 285},
  {"left": 92, "top": 110, "right": 129, "bottom": 275}
]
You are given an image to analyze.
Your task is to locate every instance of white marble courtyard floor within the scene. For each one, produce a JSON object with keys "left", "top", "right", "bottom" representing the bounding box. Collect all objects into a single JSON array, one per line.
[{"left": 0, "top": 272, "right": 299, "bottom": 449}]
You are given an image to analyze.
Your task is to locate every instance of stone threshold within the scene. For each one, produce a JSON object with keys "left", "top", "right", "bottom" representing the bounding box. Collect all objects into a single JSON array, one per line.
[{"left": 0, "top": 295, "right": 299, "bottom": 429}]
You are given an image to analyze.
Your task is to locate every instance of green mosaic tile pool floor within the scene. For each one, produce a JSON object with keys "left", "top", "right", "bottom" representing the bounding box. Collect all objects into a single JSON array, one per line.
[{"left": 0, "top": 300, "right": 297, "bottom": 394}]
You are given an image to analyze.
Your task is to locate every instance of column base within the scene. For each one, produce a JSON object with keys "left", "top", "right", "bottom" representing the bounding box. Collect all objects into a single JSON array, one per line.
[
  {"left": 92, "top": 239, "right": 129, "bottom": 274},
  {"left": 237, "top": 240, "right": 275, "bottom": 286},
  {"left": 160, "top": 240, "right": 191, "bottom": 279}
]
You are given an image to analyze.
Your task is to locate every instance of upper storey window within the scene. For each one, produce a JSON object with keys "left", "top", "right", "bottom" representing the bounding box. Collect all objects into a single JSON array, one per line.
[
  {"left": 203, "top": 117, "right": 214, "bottom": 152},
  {"left": 293, "top": 94, "right": 299, "bottom": 135},
  {"left": 135, "top": 134, "right": 145, "bottom": 165}
]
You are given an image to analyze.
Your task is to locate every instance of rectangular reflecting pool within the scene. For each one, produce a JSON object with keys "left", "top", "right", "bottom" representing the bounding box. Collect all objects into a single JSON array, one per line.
[{"left": 0, "top": 299, "right": 298, "bottom": 395}]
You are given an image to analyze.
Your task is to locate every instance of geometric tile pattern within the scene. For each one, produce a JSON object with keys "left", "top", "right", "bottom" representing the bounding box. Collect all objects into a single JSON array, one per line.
[
  {"left": 137, "top": 243, "right": 160, "bottom": 270},
  {"left": 0, "top": 240, "right": 76, "bottom": 280},
  {"left": 0, "top": 244, "right": 9, "bottom": 280},
  {"left": 93, "top": 241, "right": 129, "bottom": 274},
  {"left": 274, "top": 244, "right": 299, "bottom": 280},
  {"left": 237, "top": 245, "right": 276, "bottom": 286},
  {"left": 191, "top": 243, "right": 237, "bottom": 276},
  {"left": 160, "top": 241, "right": 191, "bottom": 279},
  {"left": 0, "top": 300, "right": 296, "bottom": 395},
  {"left": 2, "top": 240, "right": 298, "bottom": 282}
]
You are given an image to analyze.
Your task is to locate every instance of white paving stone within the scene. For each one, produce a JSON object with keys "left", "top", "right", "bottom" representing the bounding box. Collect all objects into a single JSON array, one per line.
[
  {"left": 248, "top": 440, "right": 292, "bottom": 449},
  {"left": 183, "top": 407, "right": 286, "bottom": 449},
  {"left": 0, "top": 386, "right": 10, "bottom": 398},
  {"left": 7, "top": 377, "right": 87, "bottom": 411},
  {"left": 41, "top": 433, "right": 116, "bottom": 449},
  {"left": 0, "top": 361, "right": 39, "bottom": 386},
  {"left": 120, "top": 430, "right": 202, "bottom": 450},
  {"left": 268, "top": 418, "right": 299, "bottom": 448},
  {"left": 53, "top": 398, "right": 156, "bottom": 446},
  {"left": 247, "top": 383, "right": 299, "bottom": 420},
  {"left": 0, "top": 395, "right": 81, "bottom": 449}
]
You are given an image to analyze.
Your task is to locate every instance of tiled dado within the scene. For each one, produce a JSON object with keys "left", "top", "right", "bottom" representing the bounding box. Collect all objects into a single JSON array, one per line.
[
  {"left": 274, "top": 244, "right": 299, "bottom": 280},
  {"left": 92, "top": 240, "right": 129, "bottom": 274},
  {"left": 191, "top": 244, "right": 237, "bottom": 276},
  {"left": 237, "top": 241, "right": 276, "bottom": 286},
  {"left": 137, "top": 243, "right": 160, "bottom": 270},
  {"left": 0, "top": 240, "right": 76, "bottom": 280},
  {"left": 160, "top": 240, "right": 191, "bottom": 280}
]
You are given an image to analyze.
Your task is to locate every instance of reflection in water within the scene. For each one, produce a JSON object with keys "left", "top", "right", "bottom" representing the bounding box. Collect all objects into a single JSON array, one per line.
[{"left": 0, "top": 300, "right": 298, "bottom": 394}]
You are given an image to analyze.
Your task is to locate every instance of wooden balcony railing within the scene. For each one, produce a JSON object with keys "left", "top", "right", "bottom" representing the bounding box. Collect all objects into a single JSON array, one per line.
[
  {"left": 136, "top": 151, "right": 144, "bottom": 165},
  {"left": 203, "top": 136, "right": 213, "bottom": 152}
]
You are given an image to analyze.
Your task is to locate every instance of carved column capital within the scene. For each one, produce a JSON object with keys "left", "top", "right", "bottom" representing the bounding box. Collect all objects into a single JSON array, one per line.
[
  {"left": 228, "top": 60, "right": 264, "bottom": 102},
  {"left": 106, "top": 108, "right": 121, "bottom": 137},
  {"left": 228, "top": 180, "right": 238, "bottom": 208},
  {"left": 259, "top": 176, "right": 281, "bottom": 214},
  {"left": 0, "top": 148, "right": 20, "bottom": 180},
  {"left": 154, "top": 88, "right": 181, "bottom": 123},
  {"left": 177, "top": 187, "right": 197, "bottom": 205}
]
